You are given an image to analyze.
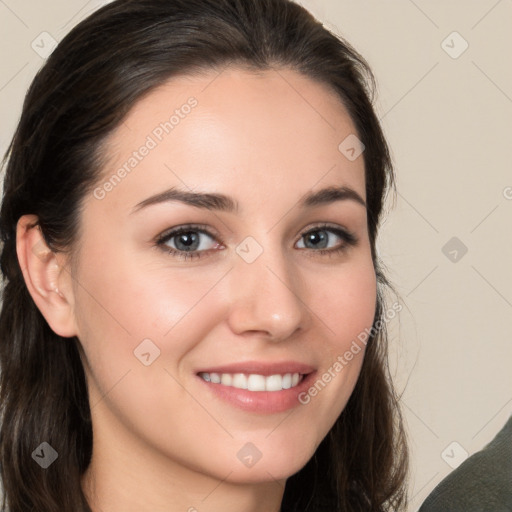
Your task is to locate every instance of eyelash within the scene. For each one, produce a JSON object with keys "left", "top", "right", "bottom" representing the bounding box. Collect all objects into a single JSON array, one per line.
[{"left": 155, "top": 223, "right": 358, "bottom": 261}]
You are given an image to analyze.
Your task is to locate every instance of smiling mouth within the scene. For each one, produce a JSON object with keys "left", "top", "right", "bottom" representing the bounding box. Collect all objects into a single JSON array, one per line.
[{"left": 198, "top": 372, "right": 305, "bottom": 392}]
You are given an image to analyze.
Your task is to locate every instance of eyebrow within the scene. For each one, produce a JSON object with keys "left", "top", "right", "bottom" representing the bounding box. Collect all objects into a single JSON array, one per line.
[{"left": 131, "top": 185, "right": 366, "bottom": 214}]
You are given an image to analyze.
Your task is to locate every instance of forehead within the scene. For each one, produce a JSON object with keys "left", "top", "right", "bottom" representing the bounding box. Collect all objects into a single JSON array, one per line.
[{"left": 93, "top": 66, "right": 366, "bottom": 217}]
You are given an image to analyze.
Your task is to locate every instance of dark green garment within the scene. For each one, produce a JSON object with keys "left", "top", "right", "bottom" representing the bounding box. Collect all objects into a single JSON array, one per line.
[{"left": 419, "top": 415, "right": 512, "bottom": 512}]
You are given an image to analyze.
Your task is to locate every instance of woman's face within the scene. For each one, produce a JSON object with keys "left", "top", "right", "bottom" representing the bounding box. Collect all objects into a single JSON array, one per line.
[{"left": 71, "top": 67, "right": 376, "bottom": 484}]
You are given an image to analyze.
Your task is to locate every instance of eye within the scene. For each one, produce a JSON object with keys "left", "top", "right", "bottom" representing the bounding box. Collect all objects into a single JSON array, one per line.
[
  {"left": 295, "top": 224, "right": 358, "bottom": 255},
  {"left": 156, "top": 224, "right": 222, "bottom": 261}
]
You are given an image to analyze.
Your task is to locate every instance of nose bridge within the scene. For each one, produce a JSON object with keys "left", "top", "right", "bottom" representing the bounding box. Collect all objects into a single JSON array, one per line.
[{"left": 226, "top": 234, "right": 309, "bottom": 340}]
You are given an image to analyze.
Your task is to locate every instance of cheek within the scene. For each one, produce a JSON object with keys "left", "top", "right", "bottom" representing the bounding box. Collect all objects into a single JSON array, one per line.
[
  {"left": 300, "top": 257, "right": 377, "bottom": 424},
  {"left": 73, "top": 253, "right": 219, "bottom": 366},
  {"left": 340, "top": 266, "right": 376, "bottom": 338},
  {"left": 318, "top": 256, "right": 377, "bottom": 351}
]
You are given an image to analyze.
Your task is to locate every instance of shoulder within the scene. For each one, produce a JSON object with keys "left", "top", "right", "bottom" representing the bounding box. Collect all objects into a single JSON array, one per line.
[{"left": 419, "top": 415, "right": 512, "bottom": 512}]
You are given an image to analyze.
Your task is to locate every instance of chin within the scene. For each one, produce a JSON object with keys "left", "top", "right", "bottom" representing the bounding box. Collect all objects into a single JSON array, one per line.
[
  {"left": 219, "top": 437, "right": 318, "bottom": 484},
  {"left": 224, "top": 460, "right": 309, "bottom": 485}
]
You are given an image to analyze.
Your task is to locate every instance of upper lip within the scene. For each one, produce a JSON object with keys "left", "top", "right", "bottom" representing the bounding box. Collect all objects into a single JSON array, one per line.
[{"left": 196, "top": 360, "right": 316, "bottom": 377}]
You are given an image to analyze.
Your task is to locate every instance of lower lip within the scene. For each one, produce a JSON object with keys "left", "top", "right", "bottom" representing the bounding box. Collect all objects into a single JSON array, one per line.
[{"left": 197, "top": 372, "right": 316, "bottom": 413}]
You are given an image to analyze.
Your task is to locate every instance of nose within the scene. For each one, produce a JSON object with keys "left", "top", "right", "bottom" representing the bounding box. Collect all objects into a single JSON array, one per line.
[{"left": 225, "top": 241, "right": 312, "bottom": 342}]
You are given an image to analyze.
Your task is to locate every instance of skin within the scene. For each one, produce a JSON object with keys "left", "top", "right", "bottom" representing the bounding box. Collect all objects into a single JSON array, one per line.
[{"left": 17, "top": 67, "right": 377, "bottom": 512}]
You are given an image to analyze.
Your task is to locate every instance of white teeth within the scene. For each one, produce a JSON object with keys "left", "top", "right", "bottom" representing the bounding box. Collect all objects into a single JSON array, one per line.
[
  {"left": 247, "top": 374, "right": 266, "bottom": 391},
  {"left": 220, "top": 373, "right": 232, "bottom": 386},
  {"left": 199, "top": 372, "right": 303, "bottom": 391},
  {"left": 265, "top": 374, "right": 283, "bottom": 391},
  {"left": 232, "top": 373, "right": 247, "bottom": 389}
]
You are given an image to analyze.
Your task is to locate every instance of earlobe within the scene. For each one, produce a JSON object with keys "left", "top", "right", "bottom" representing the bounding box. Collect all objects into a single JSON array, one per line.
[{"left": 16, "top": 214, "right": 78, "bottom": 338}]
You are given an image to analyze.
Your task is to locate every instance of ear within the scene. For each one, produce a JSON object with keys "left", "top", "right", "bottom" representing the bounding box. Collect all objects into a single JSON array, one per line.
[{"left": 16, "top": 214, "right": 78, "bottom": 338}]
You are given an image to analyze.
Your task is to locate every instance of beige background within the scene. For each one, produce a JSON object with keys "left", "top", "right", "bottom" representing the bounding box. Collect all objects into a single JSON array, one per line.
[{"left": 1, "top": 1, "right": 511, "bottom": 510}]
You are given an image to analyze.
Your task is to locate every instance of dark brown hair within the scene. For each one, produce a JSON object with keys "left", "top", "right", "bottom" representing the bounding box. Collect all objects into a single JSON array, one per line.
[{"left": 0, "top": 0, "right": 408, "bottom": 510}]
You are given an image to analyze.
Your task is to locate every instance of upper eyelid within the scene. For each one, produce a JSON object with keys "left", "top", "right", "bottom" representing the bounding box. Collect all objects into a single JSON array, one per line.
[{"left": 156, "top": 224, "right": 217, "bottom": 243}]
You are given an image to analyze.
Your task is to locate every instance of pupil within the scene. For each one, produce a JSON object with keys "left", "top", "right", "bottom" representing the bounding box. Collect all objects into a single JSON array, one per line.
[
  {"left": 177, "top": 232, "right": 198, "bottom": 250},
  {"left": 307, "top": 231, "right": 327, "bottom": 248}
]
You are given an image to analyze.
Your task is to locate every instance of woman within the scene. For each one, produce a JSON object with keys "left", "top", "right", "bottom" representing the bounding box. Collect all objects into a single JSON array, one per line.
[{"left": 0, "top": 0, "right": 408, "bottom": 510}]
